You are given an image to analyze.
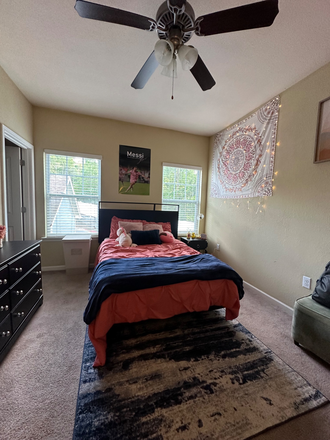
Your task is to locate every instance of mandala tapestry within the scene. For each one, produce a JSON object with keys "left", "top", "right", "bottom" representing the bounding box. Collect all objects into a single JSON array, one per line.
[{"left": 211, "top": 96, "right": 280, "bottom": 199}]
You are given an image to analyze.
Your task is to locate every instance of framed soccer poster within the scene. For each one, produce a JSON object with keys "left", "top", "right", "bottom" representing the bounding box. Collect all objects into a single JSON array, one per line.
[{"left": 119, "top": 145, "right": 151, "bottom": 195}]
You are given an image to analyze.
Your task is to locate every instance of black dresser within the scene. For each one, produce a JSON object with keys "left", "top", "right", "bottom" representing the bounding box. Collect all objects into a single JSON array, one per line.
[{"left": 0, "top": 240, "right": 43, "bottom": 363}]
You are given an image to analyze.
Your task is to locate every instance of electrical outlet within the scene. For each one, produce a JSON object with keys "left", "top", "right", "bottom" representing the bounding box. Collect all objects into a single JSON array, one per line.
[
  {"left": 216, "top": 243, "right": 220, "bottom": 251},
  {"left": 302, "top": 276, "right": 311, "bottom": 289}
]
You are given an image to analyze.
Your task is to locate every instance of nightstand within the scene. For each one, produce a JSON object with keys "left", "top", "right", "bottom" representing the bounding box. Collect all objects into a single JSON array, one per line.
[{"left": 181, "top": 237, "right": 208, "bottom": 253}]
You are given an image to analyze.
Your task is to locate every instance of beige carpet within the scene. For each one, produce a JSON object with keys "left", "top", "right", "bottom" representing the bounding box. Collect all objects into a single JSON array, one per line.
[{"left": 0, "top": 271, "right": 329, "bottom": 440}]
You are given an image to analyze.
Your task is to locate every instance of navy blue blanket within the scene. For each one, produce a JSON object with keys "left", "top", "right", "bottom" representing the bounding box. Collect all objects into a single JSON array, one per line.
[{"left": 84, "top": 254, "right": 244, "bottom": 325}]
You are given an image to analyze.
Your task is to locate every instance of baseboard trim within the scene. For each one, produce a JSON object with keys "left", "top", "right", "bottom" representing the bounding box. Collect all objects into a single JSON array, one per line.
[
  {"left": 42, "top": 264, "right": 95, "bottom": 272},
  {"left": 42, "top": 265, "right": 66, "bottom": 272},
  {"left": 243, "top": 281, "right": 293, "bottom": 316}
]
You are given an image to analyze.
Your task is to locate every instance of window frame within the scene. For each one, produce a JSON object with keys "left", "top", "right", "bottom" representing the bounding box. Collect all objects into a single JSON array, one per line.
[
  {"left": 162, "top": 162, "right": 202, "bottom": 236},
  {"left": 44, "top": 149, "right": 102, "bottom": 238}
]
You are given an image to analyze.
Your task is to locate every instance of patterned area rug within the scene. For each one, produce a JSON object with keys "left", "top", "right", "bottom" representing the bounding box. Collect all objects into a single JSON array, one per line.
[{"left": 73, "top": 309, "right": 328, "bottom": 440}]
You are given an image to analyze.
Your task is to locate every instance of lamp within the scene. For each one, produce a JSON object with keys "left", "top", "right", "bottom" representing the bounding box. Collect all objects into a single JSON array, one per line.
[
  {"left": 155, "top": 40, "right": 198, "bottom": 99},
  {"left": 197, "top": 214, "right": 206, "bottom": 240},
  {"left": 154, "top": 39, "right": 174, "bottom": 66},
  {"left": 161, "top": 57, "right": 177, "bottom": 78},
  {"left": 178, "top": 45, "right": 198, "bottom": 71}
]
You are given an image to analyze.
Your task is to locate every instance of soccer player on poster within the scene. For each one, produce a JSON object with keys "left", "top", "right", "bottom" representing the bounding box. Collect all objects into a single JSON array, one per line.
[{"left": 125, "top": 167, "right": 143, "bottom": 192}]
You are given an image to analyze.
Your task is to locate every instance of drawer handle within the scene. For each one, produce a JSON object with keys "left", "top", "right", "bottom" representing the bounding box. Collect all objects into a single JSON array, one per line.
[
  {"left": 14, "top": 267, "right": 23, "bottom": 273},
  {"left": 15, "top": 311, "right": 25, "bottom": 318},
  {"left": 34, "top": 271, "right": 42, "bottom": 275},
  {"left": 0, "top": 279, "right": 8, "bottom": 285},
  {"left": 35, "top": 288, "right": 43, "bottom": 293},
  {"left": 0, "top": 305, "right": 9, "bottom": 311},
  {"left": 15, "top": 290, "right": 24, "bottom": 296},
  {"left": 34, "top": 253, "right": 41, "bottom": 257},
  {"left": 1, "top": 331, "right": 10, "bottom": 337}
]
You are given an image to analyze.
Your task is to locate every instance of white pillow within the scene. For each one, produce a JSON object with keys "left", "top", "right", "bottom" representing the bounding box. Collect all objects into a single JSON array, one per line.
[
  {"left": 118, "top": 221, "right": 143, "bottom": 234},
  {"left": 143, "top": 224, "right": 164, "bottom": 233}
]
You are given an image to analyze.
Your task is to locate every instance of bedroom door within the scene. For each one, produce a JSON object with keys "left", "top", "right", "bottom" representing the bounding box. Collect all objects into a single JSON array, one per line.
[{"left": 5, "top": 145, "right": 24, "bottom": 240}]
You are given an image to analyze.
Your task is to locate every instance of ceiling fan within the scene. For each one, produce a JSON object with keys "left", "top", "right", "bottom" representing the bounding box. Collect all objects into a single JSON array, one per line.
[{"left": 74, "top": 0, "right": 279, "bottom": 92}]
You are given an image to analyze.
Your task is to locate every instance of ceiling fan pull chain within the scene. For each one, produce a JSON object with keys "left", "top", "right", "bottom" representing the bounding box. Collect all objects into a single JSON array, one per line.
[{"left": 171, "top": 64, "right": 175, "bottom": 100}]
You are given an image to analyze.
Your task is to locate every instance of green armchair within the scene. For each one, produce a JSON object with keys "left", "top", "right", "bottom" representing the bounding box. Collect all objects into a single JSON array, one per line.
[{"left": 292, "top": 295, "right": 330, "bottom": 364}]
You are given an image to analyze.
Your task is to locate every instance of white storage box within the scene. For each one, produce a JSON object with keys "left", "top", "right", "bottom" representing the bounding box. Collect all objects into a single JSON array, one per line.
[{"left": 62, "top": 235, "right": 92, "bottom": 274}]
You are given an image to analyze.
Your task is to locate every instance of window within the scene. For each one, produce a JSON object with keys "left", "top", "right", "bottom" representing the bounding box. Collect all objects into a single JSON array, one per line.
[
  {"left": 44, "top": 150, "right": 101, "bottom": 237},
  {"left": 162, "top": 163, "right": 202, "bottom": 235}
]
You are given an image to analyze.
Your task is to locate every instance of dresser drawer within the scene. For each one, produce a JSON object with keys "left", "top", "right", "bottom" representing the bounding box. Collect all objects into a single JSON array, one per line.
[
  {"left": 0, "top": 315, "right": 12, "bottom": 352},
  {"left": 191, "top": 241, "right": 207, "bottom": 251},
  {"left": 8, "top": 245, "right": 41, "bottom": 285},
  {"left": 10, "top": 264, "right": 41, "bottom": 309},
  {"left": 0, "top": 291, "right": 10, "bottom": 323},
  {"left": 0, "top": 240, "right": 42, "bottom": 363},
  {"left": 0, "top": 265, "right": 9, "bottom": 295},
  {"left": 11, "top": 282, "right": 43, "bottom": 333}
]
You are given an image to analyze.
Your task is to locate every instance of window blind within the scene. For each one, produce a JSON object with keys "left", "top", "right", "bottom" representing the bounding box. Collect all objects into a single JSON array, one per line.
[
  {"left": 44, "top": 152, "right": 101, "bottom": 236},
  {"left": 162, "top": 164, "right": 201, "bottom": 235}
]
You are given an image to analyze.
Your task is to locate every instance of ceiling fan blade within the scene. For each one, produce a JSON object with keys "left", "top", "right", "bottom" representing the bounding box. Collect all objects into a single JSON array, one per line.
[
  {"left": 190, "top": 56, "right": 216, "bottom": 91},
  {"left": 195, "top": 0, "right": 279, "bottom": 36},
  {"left": 131, "top": 51, "right": 159, "bottom": 89},
  {"left": 75, "top": 0, "right": 156, "bottom": 31}
]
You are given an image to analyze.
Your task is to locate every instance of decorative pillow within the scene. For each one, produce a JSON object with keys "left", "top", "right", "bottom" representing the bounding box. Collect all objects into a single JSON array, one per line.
[
  {"left": 142, "top": 220, "right": 172, "bottom": 233},
  {"left": 143, "top": 223, "right": 164, "bottom": 233},
  {"left": 131, "top": 229, "right": 162, "bottom": 246},
  {"left": 118, "top": 221, "right": 143, "bottom": 234},
  {"left": 159, "top": 231, "right": 175, "bottom": 243},
  {"left": 109, "top": 216, "right": 143, "bottom": 239}
]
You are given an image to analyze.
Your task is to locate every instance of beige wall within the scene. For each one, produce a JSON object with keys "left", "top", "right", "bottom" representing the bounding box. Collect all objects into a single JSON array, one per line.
[
  {"left": 206, "top": 62, "right": 330, "bottom": 309},
  {"left": 0, "top": 66, "right": 33, "bottom": 143},
  {"left": 0, "top": 66, "right": 33, "bottom": 224},
  {"left": 33, "top": 107, "right": 209, "bottom": 267}
]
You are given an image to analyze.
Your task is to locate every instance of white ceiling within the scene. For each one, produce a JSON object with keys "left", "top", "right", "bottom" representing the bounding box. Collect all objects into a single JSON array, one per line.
[{"left": 1, "top": 1, "right": 330, "bottom": 136}]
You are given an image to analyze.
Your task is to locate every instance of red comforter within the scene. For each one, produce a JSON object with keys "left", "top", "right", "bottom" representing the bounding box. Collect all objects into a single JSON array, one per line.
[
  {"left": 95, "top": 238, "right": 201, "bottom": 262},
  {"left": 89, "top": 239, "right": 240, "bottom": 367}
]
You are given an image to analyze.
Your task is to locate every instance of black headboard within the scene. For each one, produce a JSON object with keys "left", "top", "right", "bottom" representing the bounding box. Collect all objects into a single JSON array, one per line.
[{"left": 98, "top": 201, "right": 179, "bottom": 243}]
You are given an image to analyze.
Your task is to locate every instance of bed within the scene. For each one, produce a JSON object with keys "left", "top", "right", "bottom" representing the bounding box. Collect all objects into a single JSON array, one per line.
[{"left": 86, "top": 201, "right": 244, "bottom": 367}]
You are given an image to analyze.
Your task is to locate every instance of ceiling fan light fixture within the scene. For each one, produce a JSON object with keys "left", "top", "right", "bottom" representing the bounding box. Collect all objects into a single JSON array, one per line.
[
  {"left": 178, "top": 45, "right": 198, "bottom": 71},
  {"left": 161, "top": 57, "right": 177, "bottom": 78},
  {"left": 154, "top": 39, "right": 174, "bottom": 66}
]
